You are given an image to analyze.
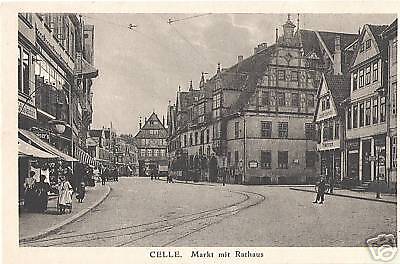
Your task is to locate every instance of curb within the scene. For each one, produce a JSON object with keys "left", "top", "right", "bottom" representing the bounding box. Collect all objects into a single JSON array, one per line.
[
  {"left": 289, "top": 187, "right": 397, "bottom": 204},
  {"left": 19, "top": 185, "right": 111, "bottom": 243}
]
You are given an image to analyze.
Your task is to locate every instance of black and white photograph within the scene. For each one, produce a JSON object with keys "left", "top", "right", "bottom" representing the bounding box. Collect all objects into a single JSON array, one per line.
[{"left": 2, "top": 2, "right": 399, "bottom": 263}]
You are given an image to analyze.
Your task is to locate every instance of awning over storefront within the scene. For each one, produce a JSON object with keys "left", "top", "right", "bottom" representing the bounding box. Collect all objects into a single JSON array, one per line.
[
  {"left": 75, "top": 53, "right": 99, "bottom": 79},
  {"left": 18, "top": 138, "right": 57, "bottom": 159},
  {"left": 19, "top": 129, "right": 77, "bottom": 162},
  {"left": 74, "top": 146, "right": 96, "bottom": 167}
]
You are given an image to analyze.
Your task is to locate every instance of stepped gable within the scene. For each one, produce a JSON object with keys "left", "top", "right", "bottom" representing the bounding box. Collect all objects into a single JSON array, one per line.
[{"left": 134, "top": 112, "right": 168, "bottom": 139}]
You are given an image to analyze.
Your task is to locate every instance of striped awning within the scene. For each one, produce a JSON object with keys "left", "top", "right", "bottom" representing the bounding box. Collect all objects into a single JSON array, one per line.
[
  {"left": 18, "top": 138, "right": 58, "bottom": 159},
  {"left": 74, "top": 146, "right": 96, "bottom": 166}
]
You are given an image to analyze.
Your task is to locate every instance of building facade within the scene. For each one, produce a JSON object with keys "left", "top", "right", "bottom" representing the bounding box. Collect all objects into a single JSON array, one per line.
[
  {"left": 382, "top": 19, "right": 397, "bottom": 191},
  {"left": 134, "top": 113, "right": 168, "bottom": 176},
  {"left": 167, "top": 15, "right": 359, "bottom": 184},
  {"left": 345, "top": 24, "right": 389, "bottom": 187}
]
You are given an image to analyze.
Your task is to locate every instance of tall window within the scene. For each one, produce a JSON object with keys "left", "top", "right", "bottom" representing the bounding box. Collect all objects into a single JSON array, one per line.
[
  {"left": 365, "top": 65, "right": 371, "bottom": 85},
  {"left": 190, "top": 133, "right": 193, "bottom": 146},
  {"left": 292, "top": 93, "right": 300, "bottom": 107},
  {"left": 278, "top": 151, "right": 288, "bottom": 169},
  {"left": 184, "top": 134, "right": 187, "bottom": 147},
  {"left": 334, "top": 121, "right": 340, "bottom": 139},
  {"left": 359, "top": 102, "right": 365, "bottom": 127},
  {"left": 306, "top": 151, "right": 316, "bottom": 168},
  {"left": 380, "top": 96, "right": 386, "bottom": 123},
  {"left": 140, "top": 149, "right": 146, "bottom": 157},
  {"left": 261, "top": 151, "right": 272, "bottom": 169},
  {"left": 373, "top": 97, "right": 378, "bottom": 124},
  {"left": 195, "top": 132, "right": 198, "bottom": 145},
  {"left": 307, "top": 94, "right": 314, "bottom": 107},
  {"left": 278, "top": 70, "right": 285, "bottom": 80},
  {"left": 305, "top": 123, "right": 314, "bottom": 140},
  {"left": 326, "top": 97, "right": 330, "bottom": 109},
  {"left": 206, "top": 129, "right": 210, "bottom": 143},
  {"left": 366, "top": 39, "right": 372, "bottom": 49},
  {"left": 261, "top": 121, "right": 272, "bottom": 138},
  {"left": 359, "top": 69, "right": 364, "bottom": 87},
  {"left": 234, "top": 121, "right": 240, "bottom": 138},
  {"left": 347, "top": 107, "right": 352, "bottom": 129},
  {"left": 147, "top": 149, "right": 152, "bottom": 157},
  {"left": 353, "top": 105, "right": 358, "bottom": 128},
  {"left": 353, "top": 73, "right": 358, "bottom": 90},
  {"left": 200, "top": 130, "right": 204, "bottom": 144},
  {"left": 393, "top": 84, "right": 397, "bottom": 115},
  {"left": 277, "top": 92, "right": 285, "bottom": 106},
  {"left": 227, "top": 152, "right": 231, "bottom": 166},
  {"left": 278, "top": 122, "right": 288, "bottom": 138},
  {"left": 392, "top": 137, "right": 397, "bottom": 168},
  {"left": 22, "top": 49, "right": 30, "bottom": 95},
  {"left": 360, "top": 43, "right": 364, "bottom": 52},
  {"left": 262, "top": 91, "right": 270, "bottom": 106},
  {"left": 392, "top": 40, "right": 397, "bottom": 64},
  {"left": 373, "top": 62, "right": 378, "bottom": 82},
  {"left": 18, "top": 46, "right": 22, "bottom": 92},
  {"left": 365, "top": 100, "right": 371, "bottom": 126},
  {"left": 291, "top": 71, "right": 298, "bottom": 81}
]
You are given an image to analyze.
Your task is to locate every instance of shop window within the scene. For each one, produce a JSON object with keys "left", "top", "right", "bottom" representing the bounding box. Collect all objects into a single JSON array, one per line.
[
  {"left": 234, "top": 151, "right": 239, "bottom": 166},
  {"left": 261, "top": 121, "right": 272, "bottom": 138},
  {"left": 305, "top": 151, "right": 316, "bottom": 168},
  {"left": 365, "top": 99, "right": 371, "bottom": 126},
  {"left": 278, "top": 151, "right": 288, "bottom": 169},
  {"left": 359, "top": 102, "right": 365, "bottom": 127},
  {"left": 373, "top": 62, "right": 378, "bottom": 82},
  {"left": 278, "top": 70, "right": 285, "bottom": 80},
  {"left": 380, "top": 96, "right": 386, "bottom": 123},
  {"left": 305, "top": 123, "right": 314, "bottom": 140},
  {"left": 359, "top": 69, "right": 364, "bottom": 87},
  {"left": 261, "top": 151, "right": 271, "bottom": 169},
  {"left": 278, "top": 122, "right": 288, "bottom": 138},
  {"left": 373, "top": 97, "right": 378, "bottom": 124},
  {"left": 277, "top": 92, "right": 285, "bottom": 106},
  {"left": 292, "top": 93, "right": 300, "bottom": 107},
  {"left": 392, "top": 137, "right": 397, "bottom": 168},
  {"left": 365, "top": 65, "right": 371, "bottom": 85},
  {"left": 234, "top": 121, "right": 240, "bottom": 138},
  {"left": 366, "top": 39, "right": 372, "bottom": 49},
  {"left": 353, "top": 105, "right": 358, "bottom": 128},
  {"left": 353, "top": 73, "right": 358, "bottom": 91}
]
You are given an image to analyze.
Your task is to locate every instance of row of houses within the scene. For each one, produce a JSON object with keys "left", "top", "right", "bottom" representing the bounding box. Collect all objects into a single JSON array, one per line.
[
  {"left": 18, "top": 13, "right": 99, "bottom": 195},
  {"left": 315, "top": 20, "right": 397, "bottom": 192},
  {"left": 165, "top": 15, "right": 397, "bottom": 190}
]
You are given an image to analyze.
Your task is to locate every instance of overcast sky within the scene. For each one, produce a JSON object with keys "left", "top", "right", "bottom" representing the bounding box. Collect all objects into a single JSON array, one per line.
[{"left": 85, "top": 13, "right": 396, "bottom": 135}]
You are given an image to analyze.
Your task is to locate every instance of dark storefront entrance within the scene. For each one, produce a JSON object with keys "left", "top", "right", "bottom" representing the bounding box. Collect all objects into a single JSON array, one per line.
[
  {"left": 346, "top": 139, "right": 359, "bottom": 184},
  {"left": 321, "top": 150, "right": 341, "bottom": 182},
  {"left": 362, "top": 139, "right": 372, "bottom": 182}
]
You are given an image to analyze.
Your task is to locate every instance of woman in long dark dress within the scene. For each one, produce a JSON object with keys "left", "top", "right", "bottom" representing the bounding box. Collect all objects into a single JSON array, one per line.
[
  {"left": 34, "top": 175, "right": 51, "bottom": 212},
  {"left": 24, "top": 171, "right": 36, "bottom": 212}
]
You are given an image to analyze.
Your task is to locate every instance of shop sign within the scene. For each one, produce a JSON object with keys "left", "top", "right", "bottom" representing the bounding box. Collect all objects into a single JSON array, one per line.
[
  {"left": 347, "top": 140, "right": 360, "bottom": 150},
  {"left": 18, "top": 100, "right": 37, "bottom": 120},
  {"left": 248, "top": 160, "right": 258, "bottom": 168},
  {"left": 31, "top": 128, "right": 50, "bottom": 142}
]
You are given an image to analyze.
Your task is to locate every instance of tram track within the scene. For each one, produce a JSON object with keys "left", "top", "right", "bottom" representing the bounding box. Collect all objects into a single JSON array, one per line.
[{"left": 21, "top": 188, "right": 265, "bottom": 247}]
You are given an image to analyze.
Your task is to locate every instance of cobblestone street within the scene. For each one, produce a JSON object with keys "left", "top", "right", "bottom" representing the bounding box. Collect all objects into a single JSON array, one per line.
[{"left": 21, "top": 177, "right": 396, "bottom": 247}]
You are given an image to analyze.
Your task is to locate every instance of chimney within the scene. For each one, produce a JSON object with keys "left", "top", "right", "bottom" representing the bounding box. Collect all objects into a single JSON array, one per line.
[
  {"left": 333, "top": 35, "right": 342, "bottom": 75},
  {"left": 139, "top": 116, "right": 142, "bottom": 129},
  {"left": 162, "top": 116, "right": 165, "bottom": 127},
  {"left": 237, "top": 55, "right": 243, "bottom": 63},
  {"left": 276, "top": 28, "right": 279, "bottom": 43},
  {"left": 217, "top": 62, "right": 221, "bottom": 74}
]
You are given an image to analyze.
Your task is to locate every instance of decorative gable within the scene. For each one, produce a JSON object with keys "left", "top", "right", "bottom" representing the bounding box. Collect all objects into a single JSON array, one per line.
[
  {"left": 353, "top": 25, "right": 381, "bottom": 66},
  {"left": 315, "top": 75, "right": 338, "bottom": 122}
]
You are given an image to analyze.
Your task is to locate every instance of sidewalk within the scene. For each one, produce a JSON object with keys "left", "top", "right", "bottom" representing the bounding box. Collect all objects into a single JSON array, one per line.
[
  {"left": 290, "top": 186, "right": 397, "bottom": 204},
  {"left": 19, "top": 184, "right": 111, "bottom": 242}
]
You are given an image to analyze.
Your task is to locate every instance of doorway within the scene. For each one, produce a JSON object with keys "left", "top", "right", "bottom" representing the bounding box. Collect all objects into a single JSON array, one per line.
[{"left": 362, "top": 140, "right": 371, "bottom": 182}]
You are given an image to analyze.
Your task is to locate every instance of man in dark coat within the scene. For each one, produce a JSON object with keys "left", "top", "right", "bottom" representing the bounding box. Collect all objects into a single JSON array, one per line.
[{"left": 313, "top": 177, "right": 327, "bottom": 204}]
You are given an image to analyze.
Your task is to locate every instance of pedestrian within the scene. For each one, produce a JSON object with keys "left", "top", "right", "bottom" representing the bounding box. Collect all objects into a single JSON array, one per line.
[
  {"left": 76, "top": 182, "right": 85, "bottom": 203},
  {"left": 222, "top": 169, "right": 226, "bottom": 186},
  {"left": 313, "top": 177, "right": 327, "bottom": 204},
  {"left": 58, "top": 176, "right": 73, "bottom": 214},
  {"left": 101, "top": 170, "right": 106, "bottom": 185},
  {"left": 329, "top": 176, "right": 335, "bottom": 194},
  {"left": 24, "top": 171, "right": 37, "bottom": 212},
  {"left": 34, "top": 175, "right": 51, "bottom": 213}
]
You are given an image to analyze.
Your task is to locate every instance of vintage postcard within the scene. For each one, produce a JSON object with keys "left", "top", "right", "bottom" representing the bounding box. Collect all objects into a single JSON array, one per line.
[{"left": 1, "top": 1, "right": 399, "bottom": 264}]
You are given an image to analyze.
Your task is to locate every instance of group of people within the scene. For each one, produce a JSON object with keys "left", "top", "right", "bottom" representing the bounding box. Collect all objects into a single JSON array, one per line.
[
  {"left": 313, "top": 175, "right": 335, "bottom": 204},
  {"left": 24, "top": 168, "right": 86, "bottom": 214},
  {"left": 98, "top": 166, "right": 119, "bottom": 185}
]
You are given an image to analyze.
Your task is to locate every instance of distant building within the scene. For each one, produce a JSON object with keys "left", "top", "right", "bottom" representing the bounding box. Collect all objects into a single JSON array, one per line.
[{"left": 134, "top": 112, "right": 168, "bottom": 176}]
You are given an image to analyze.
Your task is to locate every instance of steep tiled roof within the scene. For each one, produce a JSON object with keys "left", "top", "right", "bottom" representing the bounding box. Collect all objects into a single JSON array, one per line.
[
  {"left": 324, "top": 74, "right": 351, "bottom": 106},
  {"left": 369, "top": 24, "right": 389, "bottom": 52},
  {"left": 317, "top": 31, "right": 358, "bottom": 55},
  {"left": 381, "top": 19, "right": 398, "bottom": 38},
  {"left": 299, "top": 29, "right": 324, "bottom": 58},
  {"left": 134, "top": 112, "right": 168, "bottom": 139}
]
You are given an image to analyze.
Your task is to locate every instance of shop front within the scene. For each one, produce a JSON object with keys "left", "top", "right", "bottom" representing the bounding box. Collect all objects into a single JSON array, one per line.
[
  {"left": 346, "top": 139, "right": 360, "bottom": 185},
  {"left": 374, "top": 134, "right": 386, "bottom": 182}
]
